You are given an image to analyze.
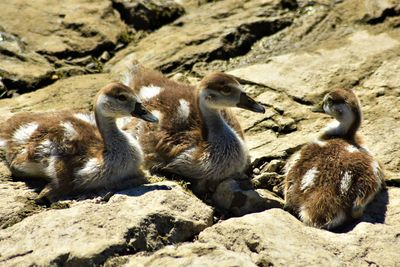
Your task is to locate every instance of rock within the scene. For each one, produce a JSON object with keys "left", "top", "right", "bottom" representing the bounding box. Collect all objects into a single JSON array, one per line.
[
  {"left": 197, "top": 187, "right": 400, "bottom": 266},
  {"left": 106, "top": 0, "right": 294, "bottom": 73},
  {"left": 260, "top": 159, "right": 285, "bottom": 173},
  {"left": 0, "top": 0, "right": 126, "bottom": 56},
  {"left": 112, "top": 0, "right": 185, "bottom": 31},
  {"left": 113, "top": 187, "right": 400, "bottom": 266},
  {"left": 0, "top": 30, "right": 54, "bottom": 96},
  {"left": 0, "top": 181, "right": 213, "bottom": 266},
  {"left": 99, "top": 51, "right": 111, "bottom": 62},
  {"left": 106, "top": 242, "right": 256, "bottom": 267},
  {"left": 0, "top": 161, "right": 43, "bottom": 229},
  {"left": 212, "top": 178, "right": 283, "bottom": 216},
  {"left": 0, "top": 73, "right": 112, "bottom": 123},
  {"left": 0, "top": 0, "right": 400, "bottom": 265},
  {"left": 0, "top": 182, "right": 42, "bottom": 230},
  {"left": 228, "top": 31, "right": 400, "bottom": 103},
  {"left": 355, "top": 0, "right": 400, "bottom": 24},
  {"left": 252, "top": 172, "right": 284, "bottom": 193},
  {"left": 359, "top": 57, "right": 400, "bottom": 175}
]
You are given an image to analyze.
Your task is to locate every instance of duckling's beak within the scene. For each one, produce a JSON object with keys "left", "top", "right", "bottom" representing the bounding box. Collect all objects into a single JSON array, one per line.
[
  {"left": 310, "top": 101, "right": 325, "bottom": 114},
  {"left": 132, "top": 103, "right": 159, "bottom": 123},
  {"left": 236, "top": 92, "right": 265, "bottom": 113}
]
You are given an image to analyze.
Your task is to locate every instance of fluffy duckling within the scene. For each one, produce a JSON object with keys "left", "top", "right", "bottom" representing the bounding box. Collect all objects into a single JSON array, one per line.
[
  {"left": 123, "top": 65, "right": 265, "bottom": 193},
  {"left": 284, "top": 88, "right": 385, "bottom": 229},
  {"left": 0, "top": 82, "right": 158, "bottom": 202}
]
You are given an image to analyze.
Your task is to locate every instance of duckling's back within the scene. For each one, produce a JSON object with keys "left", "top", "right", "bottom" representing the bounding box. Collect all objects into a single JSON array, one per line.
[
  {"left": 285, "top": 138, "right": 384, "bottom": 229},
  {"left": 124, "top": 67, "right": 244, "bottom": 169},
  {"left": 0, "top": 111, "right": 103, "bottom": 183}
]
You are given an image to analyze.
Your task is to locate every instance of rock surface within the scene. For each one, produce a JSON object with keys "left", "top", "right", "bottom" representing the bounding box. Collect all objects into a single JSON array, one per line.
[
  {"left": 106, "top": 0, "right": 294, "bottom": 72},
  {"left": 0, "top": 181, "right": 213, "bottom": 266},
  {"left": 0, "top": 0, "right": 125, "bottom": 56},
  {"left": 0, "top": 0, "right": 400, "bottom": 266},
  {"left": 110, "top": 187, "right": 400, "bottom": 266},
  {"left": 112, "top": 0, "right": 185, "bottom": 31},
  {"left": 0, "top": 29, "right": 54, "bottom": 96},
  {"left": 0, "top": 73, "right": 112, "bottom": 122},
  {"left": 106, "top": 242, "right": 256, "bottom": 267}
]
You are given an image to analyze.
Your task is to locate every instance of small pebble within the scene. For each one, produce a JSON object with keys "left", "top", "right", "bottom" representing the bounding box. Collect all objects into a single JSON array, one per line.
[{"left": 99, "top": 51, "right": 110, "bottom": 62}]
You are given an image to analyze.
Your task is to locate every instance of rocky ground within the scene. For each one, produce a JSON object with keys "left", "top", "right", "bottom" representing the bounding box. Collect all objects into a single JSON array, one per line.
[{"left": 0, "top": 0, "right": 400, "bottom": 266}]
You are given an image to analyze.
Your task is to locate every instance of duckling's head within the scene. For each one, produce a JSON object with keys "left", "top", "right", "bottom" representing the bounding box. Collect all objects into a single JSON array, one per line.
[
  {"left": 198, "top": 72, "right": 265, "bottom": 113},
  {"left": 321, "top": 88, "right": 361, "bottom": 121},
  {"left": 95, "top": 82, "right": 158, "bottom": 122}
]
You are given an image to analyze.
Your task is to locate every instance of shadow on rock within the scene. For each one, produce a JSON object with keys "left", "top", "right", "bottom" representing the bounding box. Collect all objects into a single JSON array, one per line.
[{"left": 117, "top": 184, "right": 172, "bottom": 197}]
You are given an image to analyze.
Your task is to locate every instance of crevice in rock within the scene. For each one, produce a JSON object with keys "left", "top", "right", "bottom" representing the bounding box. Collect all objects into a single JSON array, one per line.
[
  {"left": 366, "top": 8, "right": 400, "bottom": 25},
  {"left": 1, "top": 73, "right": 55, "bottom": 98},
  {"left": 159, "top": 17, "right": 293, "bottom": 73},
  {"left": 289, "top": 95, "right": 314, "bottom": 106},
  {"left": 46, "top": 213, "right": 203, "bottom": 266},
  {"left": 111, "top": 0, "right": 185, "bottom": 31},
  {"left": 0, "top": 250, "right": 33, "bottom": 263},
  {"left": 208, "top": 18, "right": 293, "bottom": 62},
  {"left": 37, "top": 40, "right": 115, "bottom": 61}
]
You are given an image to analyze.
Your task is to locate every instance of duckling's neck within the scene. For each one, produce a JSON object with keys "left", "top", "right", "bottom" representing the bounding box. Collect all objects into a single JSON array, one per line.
[
  {"left": 198, "top": 96, "right": 233, "bottom": 141},
  {"left": 94, "top": 108, "right": 137, "bottom": 156},
  {"left": 321, "top": 106, "right": 361, "bottom": 140}
]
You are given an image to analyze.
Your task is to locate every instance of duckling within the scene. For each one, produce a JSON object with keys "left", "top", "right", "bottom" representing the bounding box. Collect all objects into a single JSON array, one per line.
[
  {"left": 0, "top": 82, "right": 158, "bottom": 202},
  {"left": 284, "top": 88, "right": 385, "bottom": 229},
  {"left": 122, "top": 64, "right": 265, "bottom": 193}
]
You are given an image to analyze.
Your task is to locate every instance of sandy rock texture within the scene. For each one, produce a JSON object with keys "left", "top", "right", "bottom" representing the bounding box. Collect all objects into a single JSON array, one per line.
[
  {"left": 116, "top": 188, "right": 399, "bottom": 266},
  {"left": 0, "top": 181, "right": 213, "bottom": 266},
  {"left": 0, "top": 0, "right": 399, "bottom": 266}
]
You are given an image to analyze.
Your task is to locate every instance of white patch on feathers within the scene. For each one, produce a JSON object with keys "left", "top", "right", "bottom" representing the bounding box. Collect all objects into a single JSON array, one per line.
[
  {"left": 300, "top": 167, "right": 319, "bottom": 191},
  {"left": 74, "top": 113, "right": 96, "bottom": 125},
  {"left": 45, "top": 156, "right": 58, "bottom": 181},
  {"left": 313, "top": 139, "right": 327, "bottom": 147},
  {"left": 12, "top": 122, "right": 39, "bottom": 144},
  {"left": 0, "top": 138, "right": 6, "bottom": 148},
  {"left": 340, "top": 171, "right": 352, "bottom": 195},
  {"left": 177, "top": 99, "right": 190, "bottom": 121},
  {"left": 139, "top": 85, "right": 162, "bottom": 101},
  {"left": 61, "top": 121, "right": 78, "bottom": 139},
  {"left": 76, "top": 158, "right": 101, "bottom": 178},
  {"left": 38, "top": 139, "right": 57, "bottom": 156},
  {"left": 346, "top": 145, "right": 358, "bottom": 153}
]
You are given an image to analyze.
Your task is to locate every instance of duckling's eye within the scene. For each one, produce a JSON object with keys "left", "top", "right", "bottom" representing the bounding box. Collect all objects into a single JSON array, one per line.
[
  {"left": 221, "top": 88, "right": 231, "bottom": 95},
  {"left": 116, "top": 94, "right": 127, "bottom": 101},
  {"left": 325, "top": 97, "right": 333, "bottom": 105}
]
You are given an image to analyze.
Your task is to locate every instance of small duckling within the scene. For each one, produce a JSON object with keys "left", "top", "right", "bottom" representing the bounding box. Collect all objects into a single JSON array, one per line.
[
  {"left": 284, "top": 88, "right": 385, "bottom": 229},
  {"left": 122, "top": 64, "right": 265, "bottom": 193},
  {"left": 0, "top": 82, "right": 158, "bottom": 202}
]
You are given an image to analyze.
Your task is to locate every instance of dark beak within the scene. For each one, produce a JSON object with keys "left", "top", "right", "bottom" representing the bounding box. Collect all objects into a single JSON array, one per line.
[
  {"left": 131, "top": 103, "right": 159, "bottom": 123},
  {"left": 310, "top": 101, "right": 325, "bottom": 114},
  {"left": 236, "top": 93, "right": 265, "bottom": 113}
]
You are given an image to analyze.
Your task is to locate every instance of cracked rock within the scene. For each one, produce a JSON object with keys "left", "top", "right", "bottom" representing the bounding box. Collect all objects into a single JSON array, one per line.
[{"left": 0, "top": 181, "right": 213, "bottom": 267}]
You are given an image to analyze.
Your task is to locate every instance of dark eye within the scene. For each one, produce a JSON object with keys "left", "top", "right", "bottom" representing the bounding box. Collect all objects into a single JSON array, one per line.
[
  {"left": 117, "top": 94, "right": 127, "bottom": 101},
  {"left": 325, "top": 97, "right": 332, "bottom": 105},
  {"left": 221, "top": 88, "right": 231, "bottom": 95}
]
